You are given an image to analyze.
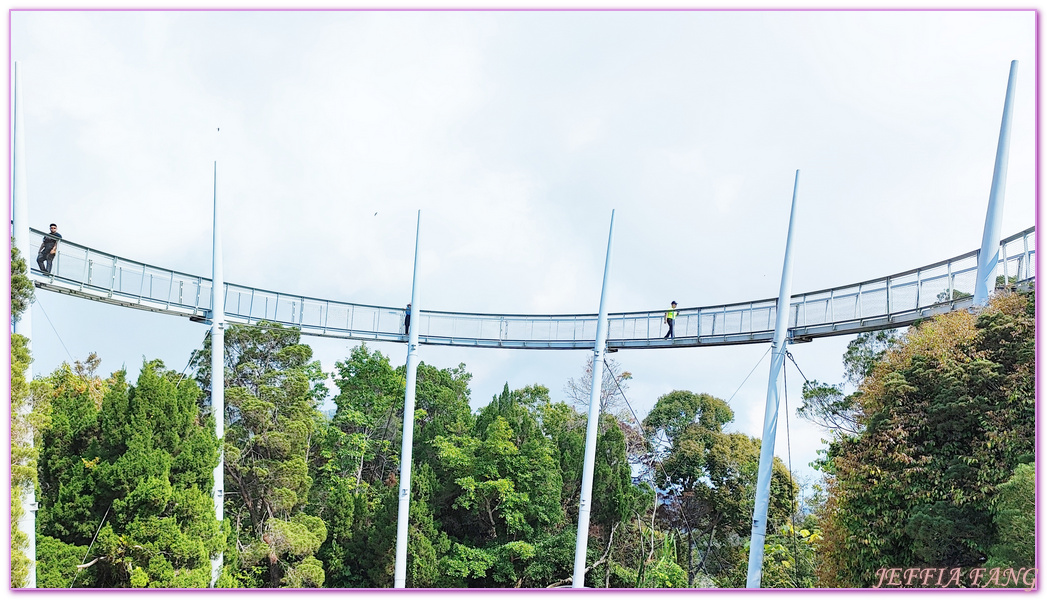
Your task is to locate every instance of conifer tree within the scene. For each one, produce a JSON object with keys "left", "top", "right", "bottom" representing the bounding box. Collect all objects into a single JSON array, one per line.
[{"left": 36, "top": 358, "right": 222, "bottom": 587}]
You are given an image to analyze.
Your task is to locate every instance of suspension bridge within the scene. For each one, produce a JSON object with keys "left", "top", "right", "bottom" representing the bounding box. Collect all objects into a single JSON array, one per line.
[
  {"left": 25, "top": 225, "right": 1036, "bottom": 349},
  {"left": 12, "top": 56, "right": 1033, "bottom": 590}
]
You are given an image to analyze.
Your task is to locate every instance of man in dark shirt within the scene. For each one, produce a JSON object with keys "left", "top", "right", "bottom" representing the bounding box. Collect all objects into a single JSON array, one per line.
[{"left": 37, "top": 223, "right": 62, "bottom": 273}]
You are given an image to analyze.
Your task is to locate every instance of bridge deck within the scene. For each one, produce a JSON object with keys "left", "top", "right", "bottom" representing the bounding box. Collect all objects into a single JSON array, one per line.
[{"left": 28, "top": 226, "right": 1035, "bottom": 350}]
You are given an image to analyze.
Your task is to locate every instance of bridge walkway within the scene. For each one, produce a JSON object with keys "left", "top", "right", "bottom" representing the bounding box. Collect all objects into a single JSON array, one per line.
[{"left": 27, "top": 226, "right": 1035, "bottom": 350}]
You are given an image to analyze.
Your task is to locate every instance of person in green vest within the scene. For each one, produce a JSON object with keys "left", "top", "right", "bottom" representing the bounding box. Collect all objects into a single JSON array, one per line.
[{"left": 664, "top": 301, "right": 677, "bottom": 339}]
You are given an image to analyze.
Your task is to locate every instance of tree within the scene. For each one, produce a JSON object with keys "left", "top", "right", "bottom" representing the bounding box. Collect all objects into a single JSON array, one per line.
[
  {"left": 643, "top": 390, "right": 798, "bottom": 587},
  {"left": 841, "top": 330, "right": 901, "bottom": 386},
  {"left": 747, "top": 521, "right": 819, "bottom": 588},
  {"left": 10, "top": 243, "right": 38, "bottom": 587},
  {"left": 984, "top": 462, "right": 1034, "bottom": 571},
  {"left": 36, "top": 358, "right": 222, "bottom": 587},
  {"left": 564, "top": 355, "right": 632, "bottom": 419},
  {"left": 577, "top": 414, "right": 652, "bottom": 588},
  {"left": 433, "top": 384, "right": 566, "bottom": 587},
  {"left": 11, "top": 243, "right": 35, "bottom": 323},
  {"left": 313, "top": 345, "right": 473, "bottom": 587},
  {"left": 796, "top": 381, "right": 861, "bottom": 436},
  {"left": 311, "top": 344, "right": 402, "bottom": 587},
  {"left": 11, "top": 333, "right": 34, "bottom": 587},
  {"left": 798, "top": 330, "right": 901, "bottom": 437},
  {"left": 816, "top": 291, "right": 1035, "bottom": 587},
  {"left": 193, "top": 322, "right": 328, "bottom": 587}
]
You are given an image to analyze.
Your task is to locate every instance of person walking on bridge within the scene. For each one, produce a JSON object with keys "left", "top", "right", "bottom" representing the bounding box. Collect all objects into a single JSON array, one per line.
[
  {"left": 37, "top": 223, "right": 62, "bottom": 274},
  {"left": 664, "top": 301, "right": 677, "bottom": 339},
  {"left": 404, "top": 303, "right": 412, "bottom": 335}
]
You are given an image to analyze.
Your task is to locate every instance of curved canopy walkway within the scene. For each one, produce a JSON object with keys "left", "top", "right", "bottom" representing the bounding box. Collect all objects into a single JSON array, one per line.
[{"left": 28, "top": 226, "right": 1035, "bottom": 350}]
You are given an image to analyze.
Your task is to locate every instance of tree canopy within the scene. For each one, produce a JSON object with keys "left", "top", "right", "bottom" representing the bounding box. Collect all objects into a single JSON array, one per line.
[
  {"left": 27, "top": 291, "right": 1032, "bottom": 589},
  {"left": 815, "top": 291, "right": 1035, "bottom": 587}
]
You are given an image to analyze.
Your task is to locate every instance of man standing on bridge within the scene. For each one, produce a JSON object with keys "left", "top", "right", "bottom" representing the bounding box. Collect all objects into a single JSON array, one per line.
[
  {"left": 37, "top": 223, "right": 61, "bottom": 274},
  {"left": 664, "top": 301, "right": 677, "bottom": 339}
]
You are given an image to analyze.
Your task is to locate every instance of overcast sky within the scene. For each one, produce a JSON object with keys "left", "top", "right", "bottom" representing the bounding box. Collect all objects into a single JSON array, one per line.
[{"left": 10, "top": 9, "right": 1036, "bottom": 489}]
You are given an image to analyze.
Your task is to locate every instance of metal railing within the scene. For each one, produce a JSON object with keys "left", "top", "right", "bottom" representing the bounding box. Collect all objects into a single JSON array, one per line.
[{"left": 28, "top": 226, "right": 1035, "bottom": 349}]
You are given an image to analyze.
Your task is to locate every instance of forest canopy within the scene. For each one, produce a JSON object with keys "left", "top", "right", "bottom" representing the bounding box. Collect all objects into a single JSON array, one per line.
[{"left": 18, "top": 290, "right": 1035, "bottom": 588}]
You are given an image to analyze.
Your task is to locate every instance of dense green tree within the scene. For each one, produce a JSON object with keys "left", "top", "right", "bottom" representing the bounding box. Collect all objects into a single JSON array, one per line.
[
  {"left": 194, "top": 321, "right": 328, "bottom": 587},
  {"left": 740, "top": 521, "right": 819, "bottom": 588},
  {"left": 637, "top": 534, "right": 688, "bottom": 588},
  {"left": 314, "top": 345, "right": 474, "bottom": 587},
  {"left": 816, "top": 291, "right": 1035, "bottom": 587},
  {"left": 36, "top": 358, "right": 221, "bottom": 587},
  {"left": 579, "top": 414, "right": 653, "bottom": 588},
  {"left": 311, "top": 344, "right": 402, "bottom": 587},
  {"left": 984, "top": 462, "right": 1034, "bottom": 571},
  {"left": 429, "top": 381, "right": 641, "bottom": 588},
  {"left": 11, "top": 332, "right": 34, "bottom": 587},
  {"left": 10, "top": 243, "right": 38, "bottom": 587},
  {"left": 11, "top": 244, "right": 35, "bottom": 323},
  {"left": 538, "top": 399, "right": 586, "bottom": 518},
  {"left": 434, "top": 384, "right": 565, "bottom": 587},
  {"left": 643, "top": 390, "right": 798, "bottom": 587}
]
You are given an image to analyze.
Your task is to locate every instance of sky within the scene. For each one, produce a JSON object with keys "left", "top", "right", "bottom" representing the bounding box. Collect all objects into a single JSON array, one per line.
[{"left": 8, "top": 8, "right": 1037, "bottom": 493}]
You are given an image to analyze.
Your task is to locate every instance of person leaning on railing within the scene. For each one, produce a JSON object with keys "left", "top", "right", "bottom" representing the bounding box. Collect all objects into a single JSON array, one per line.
[{"left": 37, "top": 223, "right": 62, "bottom": 274}]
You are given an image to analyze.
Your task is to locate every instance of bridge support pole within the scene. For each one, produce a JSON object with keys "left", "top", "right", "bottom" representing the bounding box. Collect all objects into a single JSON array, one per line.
[
  {"left": 973, "top": 60, "right": 1018, "bottom": 307},
  {"left": 210, "top": 161, "right": 225, "bottom": 587},
  {"left": 572, "top": 210, "right": 616, "bottom": 588},
  {"left": 394, "top": 211, "right": 423, "bottom": 588},
  {"left": 746, "top": 170, "right": 800, "bottom": 588},
  {"left": 11, "top": 60, "right": 37, "bottom": 589}
]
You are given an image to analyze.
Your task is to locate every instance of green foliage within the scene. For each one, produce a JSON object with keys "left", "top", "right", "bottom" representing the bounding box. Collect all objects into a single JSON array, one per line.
[
  {"left": 760, "top": 523, "right": 819, "bottom": 588},
  {"left": 643, "top": 390, "right": 798, "bottom": 587},
  {"left": 719, "top": 521, "right": 820, "bottom": 588},
  {"left": 10, "top": 332, "right": 36, "bottom": 587},
  {"left": 195, "top": 322, "right": 328, "bottom": 587},
  {"left": 816, "top": 292, "right": 1035, "bottom": 587},
  {"left": 11, "top": 496, "right": 30, "bottom": 587},
  {"left": 797, "top": 380, "right": 861, "bottom": 436},
  {"left": 433, "top": 385, "right": 567, "bottom": 587},
  {"left": 984, "top": 462, "right": 1034, "bottom": 569},
  {"left": 643, "top": 390, "right": 733, "bottom": 446},
  {"left": 11, "top": 243, "right": 35, "bottom": 322},
  {"left": 312, "top": 344, "right": 403, "bottom": 587},
  {"left": 10, "top": 243, "right": 46, "bottom": 586},
  {"left": 311, "top": 345, "right": 479, "bottom": 587},
  {"left": 842, "top": 330, "right": 900, "bottom": 386},
  {"left": 193, "top": 320, "right": 328, "bottom": 411},
  {"left": 638, "top": 535, "right": 687, "bottom": 588},
  {"left": 36, "top": 535, "right": 93, "bottom": 588},
  {"left": 592, "top": 417, "right": 645, "bottom": 528},
  {"left": 36, "top": 358, "right": 221, "bottom": 587},
  {"left": 29, "top": 333, "right": 834, "bottom": 589}
]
